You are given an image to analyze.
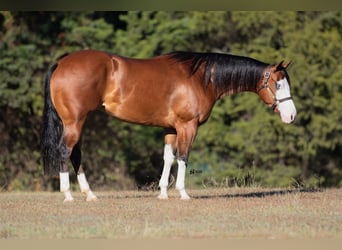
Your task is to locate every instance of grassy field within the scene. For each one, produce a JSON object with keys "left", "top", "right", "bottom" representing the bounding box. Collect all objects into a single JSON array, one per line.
[{"left": 0, "top": 187, "right": 341, "bottom": 239}]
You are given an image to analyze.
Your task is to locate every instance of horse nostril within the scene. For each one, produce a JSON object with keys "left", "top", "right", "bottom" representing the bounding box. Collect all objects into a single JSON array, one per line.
[{"left": 291, "top": 114, "right": 295, "bottom": 121}]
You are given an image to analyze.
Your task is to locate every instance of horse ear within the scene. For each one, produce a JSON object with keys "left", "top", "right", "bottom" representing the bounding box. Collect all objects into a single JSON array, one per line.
[
  {"left": 275, "top": 61, "right": 284, "bottom": 72},
  {"left": 275, "top": 60, "right": 291, "bottom": 71},
  {"left": 282, "top": 61, "right": 292, "bottom": 69}
]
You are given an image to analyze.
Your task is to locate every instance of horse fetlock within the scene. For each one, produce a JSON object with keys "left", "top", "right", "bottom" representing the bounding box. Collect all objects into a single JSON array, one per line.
[
  {"left": 63, "top": 190, "right": 74, "bottom": 203},
  {"left": 158, "top": 193, "right": 169, "bottom": 200},
  {"left": 158, "top": 186, "right": 169, "bottom": 200},
  {"left": 179, "top": 189, "right": 191, "bottom": 200},
  {"left": 86, "top": 191, "right": 98, "bottom": 202}
]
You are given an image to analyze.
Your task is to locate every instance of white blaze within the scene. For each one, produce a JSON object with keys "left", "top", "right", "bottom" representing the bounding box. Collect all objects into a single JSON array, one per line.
[{"left": 276, "top": 78, "right": 297, "bottom": 124}]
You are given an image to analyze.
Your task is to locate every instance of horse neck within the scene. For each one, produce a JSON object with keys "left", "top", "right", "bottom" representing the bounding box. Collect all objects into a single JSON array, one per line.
[
  {"left": 209, "top": 59, "right": 267, "bottom": 100},
  {"left": 214, "top": 78, "right": 260, "bottom": 100}
]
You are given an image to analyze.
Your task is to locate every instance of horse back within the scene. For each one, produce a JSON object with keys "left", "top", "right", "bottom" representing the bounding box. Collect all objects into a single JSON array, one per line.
[
  {"left": 104, "top": 53, "right": 216, "bottom": 127},
  {"left": 50, "top": 50, "right": 216, "bottom": 128}
]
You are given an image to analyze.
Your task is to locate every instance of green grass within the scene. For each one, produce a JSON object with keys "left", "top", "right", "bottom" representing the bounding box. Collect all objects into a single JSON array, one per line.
[{"left": 0, "top": 188, "right": 341, "bottom": 239}]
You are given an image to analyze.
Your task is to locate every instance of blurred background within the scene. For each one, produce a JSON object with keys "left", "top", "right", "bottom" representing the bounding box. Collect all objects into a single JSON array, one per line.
[{"left": 0, "top": 11, "right": 341, "bottom": 191}]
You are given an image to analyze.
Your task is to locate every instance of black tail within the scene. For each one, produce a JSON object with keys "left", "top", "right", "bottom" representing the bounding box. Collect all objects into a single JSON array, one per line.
[{"left": 41, "top": 63, "right": 68, "bottom": 176}]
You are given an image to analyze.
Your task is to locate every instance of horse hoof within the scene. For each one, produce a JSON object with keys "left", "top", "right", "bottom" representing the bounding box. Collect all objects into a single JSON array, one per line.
[
  {"left": 180, "top": 195, "right": 191, "bottom": 200},
  {"left": 179, "top": 189, "right": 191, "bottom": 200},
  {"left": 158, "top": 194, "right": 168, "bottom": 200},
  {"left": 86, "top": 196, "right": 98, "bottom": 202},
  {"left": 63, "top": 198, "right": 74, "bottom": 203}
]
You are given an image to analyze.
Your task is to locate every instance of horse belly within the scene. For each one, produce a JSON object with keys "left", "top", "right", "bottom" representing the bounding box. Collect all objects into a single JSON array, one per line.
[{"left": 103, "top": 96, "right": 172, "bottom": 127}]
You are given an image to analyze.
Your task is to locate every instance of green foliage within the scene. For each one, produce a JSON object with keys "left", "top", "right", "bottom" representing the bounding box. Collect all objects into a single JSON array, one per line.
[
  {"left": 60, "top": 13, "right": 115, "bottom": 50},
  {"left": 191, "top": 11, "right": 342, "bottom": 188},
  {"left": 0, "top": 11, "right": 341, "bottom": 191}
]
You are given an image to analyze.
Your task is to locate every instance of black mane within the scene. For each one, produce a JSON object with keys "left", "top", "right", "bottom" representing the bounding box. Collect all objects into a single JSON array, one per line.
[{"left": 169, "top": 52, "right": 269, "bottom": 95}]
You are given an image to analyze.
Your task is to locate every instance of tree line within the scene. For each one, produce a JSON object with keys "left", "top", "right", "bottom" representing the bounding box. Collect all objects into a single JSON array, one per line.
[{"left": 0, "top": 11, "right": 341, "bottom": 191}]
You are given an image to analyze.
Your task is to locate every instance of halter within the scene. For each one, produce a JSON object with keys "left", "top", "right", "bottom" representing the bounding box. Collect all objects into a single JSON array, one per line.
[{"left": 257, "top": 66, "right": 293, "bottom": 111}]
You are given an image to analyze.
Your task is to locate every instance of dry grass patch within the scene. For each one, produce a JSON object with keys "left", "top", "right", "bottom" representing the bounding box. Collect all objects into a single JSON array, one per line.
[{"left": 0, "top": 188, "right": 341, "bottom": 239}]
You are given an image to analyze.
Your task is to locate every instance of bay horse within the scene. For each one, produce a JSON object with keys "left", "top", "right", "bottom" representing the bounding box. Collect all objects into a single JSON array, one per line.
[{"left": 41, "top": 50, "right": 297, "bottom": 202}]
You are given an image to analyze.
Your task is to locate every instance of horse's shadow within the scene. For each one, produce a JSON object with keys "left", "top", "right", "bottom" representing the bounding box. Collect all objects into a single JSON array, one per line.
[
  {"left": 97, "top": 187, "right": 322, "bottom": 200},
  {"left": 192, "top": 188, "right": 322, "bottom": 200}
]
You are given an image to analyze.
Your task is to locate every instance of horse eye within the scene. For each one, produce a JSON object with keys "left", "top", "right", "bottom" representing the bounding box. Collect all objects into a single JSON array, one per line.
[{"left": 276, "top": 83, "right": 281, "bottom": 89}]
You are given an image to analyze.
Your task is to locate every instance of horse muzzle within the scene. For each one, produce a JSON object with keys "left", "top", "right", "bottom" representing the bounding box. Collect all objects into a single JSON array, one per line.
[{"left": 278, "top": 99, "right": 297, "bottom": 124}]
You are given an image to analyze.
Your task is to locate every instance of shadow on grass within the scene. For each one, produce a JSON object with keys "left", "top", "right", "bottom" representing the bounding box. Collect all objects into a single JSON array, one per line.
[
  {"left": 96, "top": 187, "right": 323, "bottom": 200},
  {"left": 192, "top": 188, "right": 323, "bottom": 200}
]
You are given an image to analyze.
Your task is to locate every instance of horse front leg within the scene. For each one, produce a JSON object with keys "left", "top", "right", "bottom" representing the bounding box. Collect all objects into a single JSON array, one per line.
[
  {"left": 176, "top": 160, "right": 190, "bottom": 200},
  {"left": 175, "top": 120, "right": 198, "bottom": 200},
  {"left": 158, "top": 130, "right": 177, "bottom": 199}
]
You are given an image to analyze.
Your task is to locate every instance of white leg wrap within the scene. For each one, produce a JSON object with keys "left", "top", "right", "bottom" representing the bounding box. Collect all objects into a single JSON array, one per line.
[
  {"left": 158, "top": 144, "right": 174, "bottom": 199},
  {"left": 176, "top": 160, "right": 190, "bottom": 200},
  {"left": 60, "top": 172, "right": 70, "bottom": 192},
  {"left": 77, "top": 173, "right": 90, "bottom": 192},
  {"left": 60, "top": 172, "right": 74, "bottom": 202},
  {"left": 164, "top": 144, "right": 175, "bottom": 163},
  {"left": 77, "top": 173, "right": 97, "bottom": 202}
]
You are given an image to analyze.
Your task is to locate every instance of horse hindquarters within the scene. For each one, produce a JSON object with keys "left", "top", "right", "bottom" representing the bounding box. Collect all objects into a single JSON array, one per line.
[
  {"left": 42, "top": 61, "right": 98, "bottom": 202},
  {"left": 41, "top": 63, "right": 73, "bottom": 201}
]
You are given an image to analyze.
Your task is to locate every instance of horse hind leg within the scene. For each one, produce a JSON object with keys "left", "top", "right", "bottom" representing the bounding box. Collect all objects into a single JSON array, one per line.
[
  {"left": 53, "top": 127, "right": 73, "bottom": 202},
  {"left": 59, "top": 153, "right": 74, "bottom": 202},
  {"left": 70, "top": 141, "right": 97, "bottom": 202},
  {"left": 59, "top": 120, "right": 86, "bottom": 202}
]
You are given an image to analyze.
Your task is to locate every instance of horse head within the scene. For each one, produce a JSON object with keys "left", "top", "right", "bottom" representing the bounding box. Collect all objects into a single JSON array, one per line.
[{"left": 257, "top": 62, "right": 297, "bottom": 124}]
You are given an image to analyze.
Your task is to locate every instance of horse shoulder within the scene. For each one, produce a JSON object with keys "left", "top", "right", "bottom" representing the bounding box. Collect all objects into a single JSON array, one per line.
[{"left": 168, "top": 80, "right": 215, "bottom": 125}]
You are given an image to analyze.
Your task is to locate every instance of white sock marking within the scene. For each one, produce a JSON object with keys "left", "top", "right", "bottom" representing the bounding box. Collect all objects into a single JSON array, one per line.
[
  {"left": 176, "top": 160, "right": 190, "bottom": 200},
  {"left": 60, "top": 172, "right": 70, "bottom": 192},
  {"left": 158, "top": 144, "right": 175, "bottom": 199},
  {"left": 60, "top": 172, "right": 74, "bottom": 202},
  {"left": 77, "top": 173, "right": 97, "bottom": 201},
  {"left": 77, "top": 173, "right": 90, "bottom": 192}
]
